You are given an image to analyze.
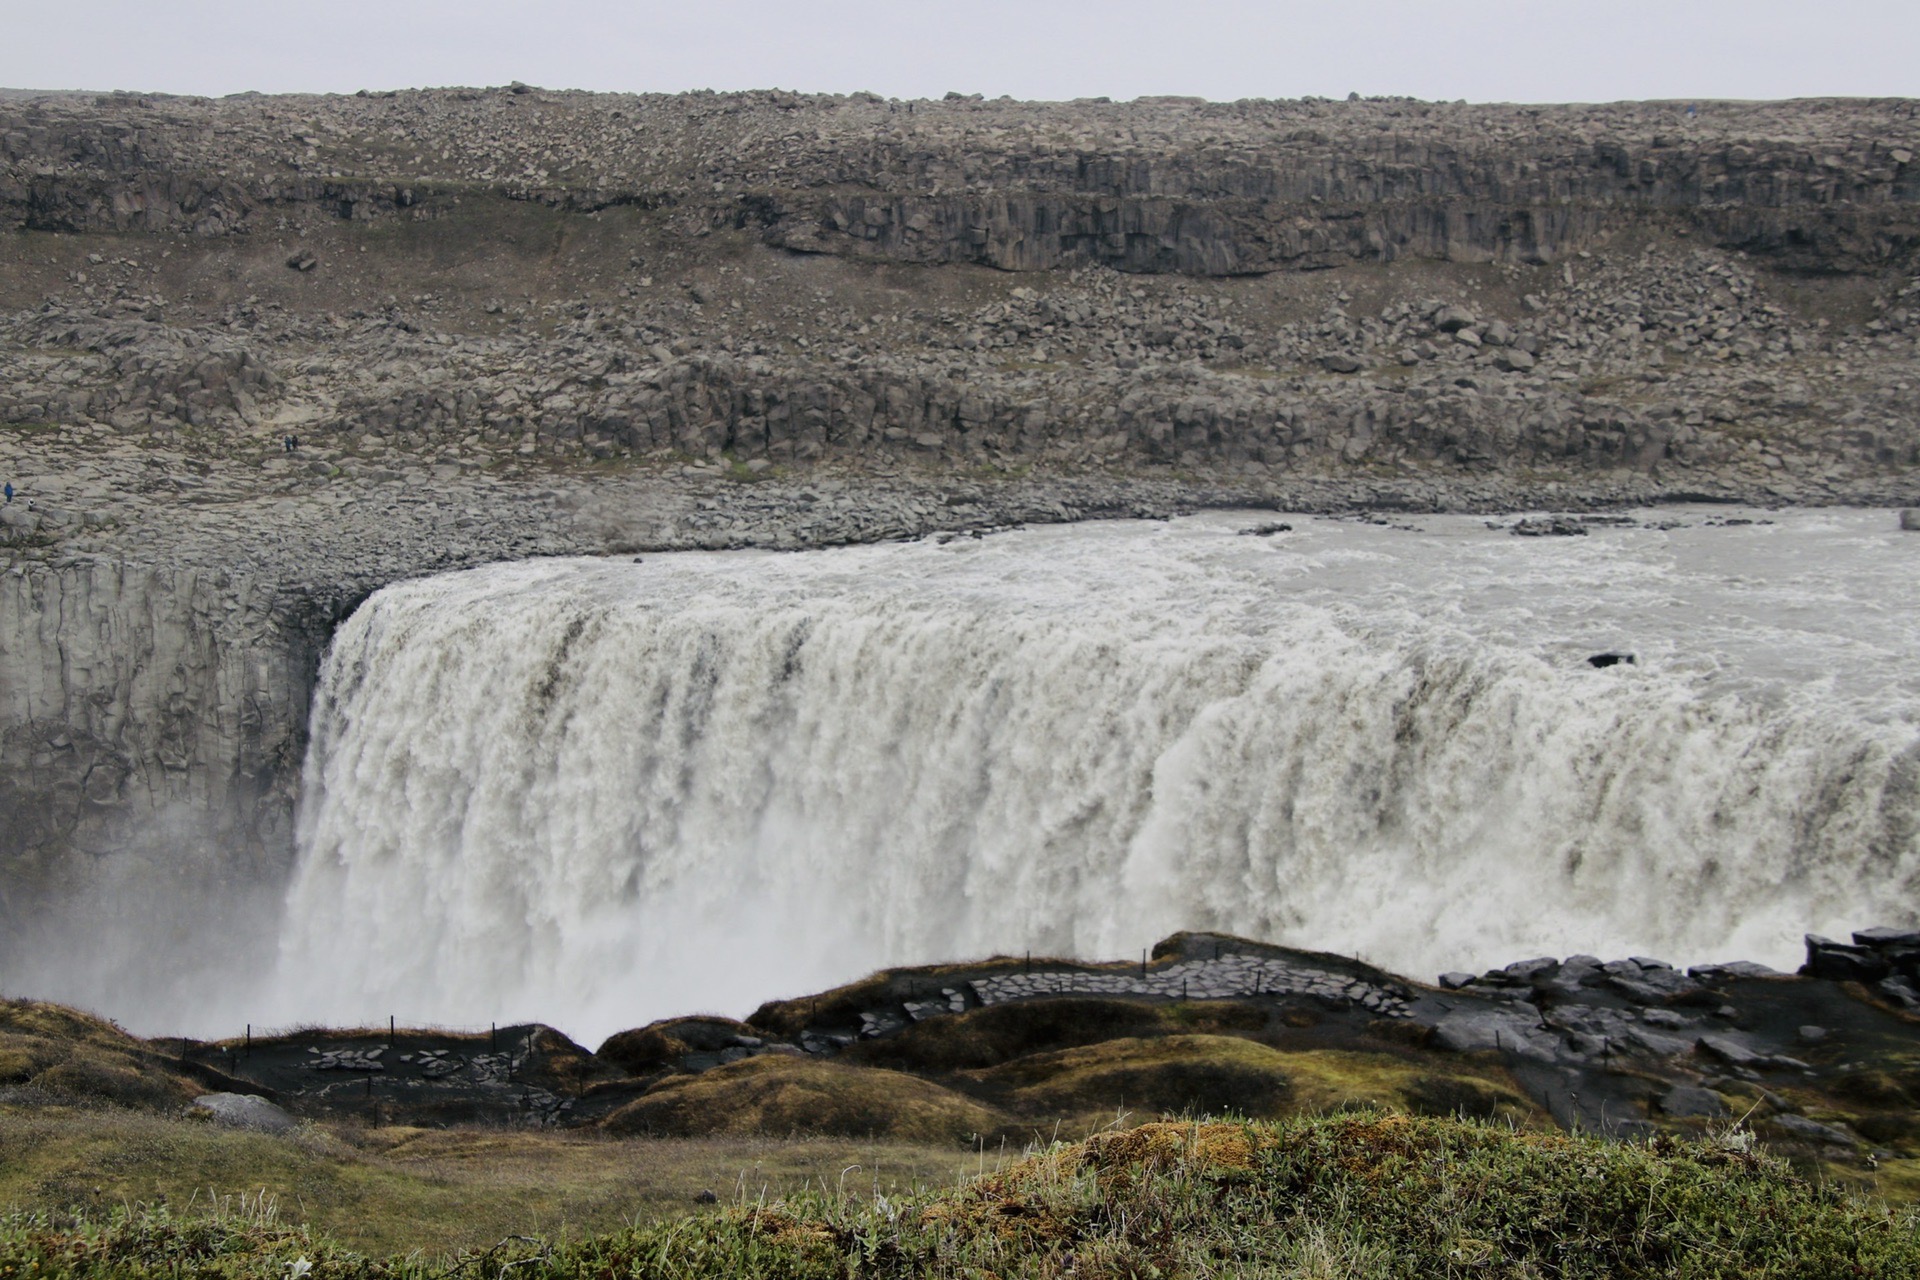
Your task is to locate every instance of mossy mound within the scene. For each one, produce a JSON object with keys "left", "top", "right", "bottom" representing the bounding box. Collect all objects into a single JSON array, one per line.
[
  {"left": 601, "top": 1054, "right": 1004, "bottom": 1143},
  {"left": 597, "top": 1016, "right": 757, "bottom": 1074},
  {"left": 967, "top": 1033, "right": 1298, "bottom": 1119},
  {"left": 0, "top": 998, "right": 195, "bottom": 1110},
  {"left": 964, "top": 1033, "right": 1535, "bottom": 1125},
  {"left": 512, "top": 1026, "right": 608, "bottom": 1094}
]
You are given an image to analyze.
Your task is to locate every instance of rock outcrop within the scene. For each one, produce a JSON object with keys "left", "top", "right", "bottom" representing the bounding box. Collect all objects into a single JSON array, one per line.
[
  {"left": 5, "top": 90, "right": 1917, "bottom": 273},
  {"left": 18, "top": 928, "right": 1920, "bottom": 1198}
]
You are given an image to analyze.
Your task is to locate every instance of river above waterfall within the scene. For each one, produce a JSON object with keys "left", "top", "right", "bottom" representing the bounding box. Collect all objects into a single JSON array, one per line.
[{"left": 266, "top": 507, "right": 1919, "bottom": 1043}]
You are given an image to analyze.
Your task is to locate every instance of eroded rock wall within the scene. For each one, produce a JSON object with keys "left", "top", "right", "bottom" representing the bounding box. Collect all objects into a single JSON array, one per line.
[
  {"left": 5, "top": 91, "right": 1917, "bottom": 273},
  {"left": 0, "top": 560, "right": 325, "bottom": 998}
]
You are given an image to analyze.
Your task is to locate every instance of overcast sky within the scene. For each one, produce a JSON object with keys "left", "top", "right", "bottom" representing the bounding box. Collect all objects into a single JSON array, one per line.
[{"left": 4, "top": 0, "right": 1917, "bottom": 103}]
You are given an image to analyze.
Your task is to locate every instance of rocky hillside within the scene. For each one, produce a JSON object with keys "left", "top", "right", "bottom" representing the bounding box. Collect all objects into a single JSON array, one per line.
[
  {"left": 2, "top": 88, "right": 1918, "bottom": 490},
  {"left": 12, "top": 928, "right": 1920, "bottom": 1207},
  {"left": 1, "top": 88, "right": 1918, "bottom": 996}
]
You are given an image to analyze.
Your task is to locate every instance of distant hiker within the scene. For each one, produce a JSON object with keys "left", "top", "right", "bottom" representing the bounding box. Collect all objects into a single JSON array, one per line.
[
  {"left": 3, "top": 481, "right": 11, "bottom": 503},
  {"left": 282, "top": 435, "right": 294, "bottom": 454}
]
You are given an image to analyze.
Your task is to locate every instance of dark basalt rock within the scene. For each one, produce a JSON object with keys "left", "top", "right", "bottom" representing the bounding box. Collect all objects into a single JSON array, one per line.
[
  {"left": 1512, "top": 516, "right": 1588, "bottom": 537},
  {"left": 1660, "top": 1084, "right": 1728, "bottom": 1119},
  {"left": 1855, "top": 927, "right": 1920, "bottom": 949},
  {"left": 1803, "top": 933, "right": 1895, "bottom": 983},
  {"left": 15, "top": 924, "right": 1920, "bottom": 1193}
]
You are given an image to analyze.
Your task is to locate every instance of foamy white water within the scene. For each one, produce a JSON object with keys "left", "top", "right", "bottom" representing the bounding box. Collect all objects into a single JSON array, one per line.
[{"left": 275, "top": 509, "right": 1920, "bottom": 1043}]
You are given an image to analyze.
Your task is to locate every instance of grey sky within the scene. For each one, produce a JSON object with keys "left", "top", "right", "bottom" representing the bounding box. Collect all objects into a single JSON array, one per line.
[{"left": 3, "top": 0, "right": 1916, "bottom": 103}]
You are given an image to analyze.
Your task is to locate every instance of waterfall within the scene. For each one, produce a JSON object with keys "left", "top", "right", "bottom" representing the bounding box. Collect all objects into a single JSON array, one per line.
[{"left": 274, "top": 513, "right": 1920, "bottom": 1042}]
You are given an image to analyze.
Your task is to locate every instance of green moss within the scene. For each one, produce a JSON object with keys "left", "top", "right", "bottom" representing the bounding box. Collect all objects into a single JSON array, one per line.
[
  {"left": 9, "top": 1114, "right": 1918, "bottom": 1277},
  {"left": 602, "top": 1055, "right": 1005, "bottom": 1144},
  {"left": 964, "top": 1035, "right": 1537, "bottom": 1128},
  {"left": 0, "top": 1000, "right": 197, "bottom": 1110}
]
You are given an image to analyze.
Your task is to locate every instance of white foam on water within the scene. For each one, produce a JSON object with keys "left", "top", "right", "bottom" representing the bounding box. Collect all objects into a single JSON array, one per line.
[{"left": 272, "top": 509, "right": 1920, "bottom": 1043}]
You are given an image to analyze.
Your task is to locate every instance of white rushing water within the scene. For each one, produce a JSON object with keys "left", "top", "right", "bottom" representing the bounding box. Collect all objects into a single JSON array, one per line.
[{"left": 275, "top": 509, "right": 1920, "bottom": 1043}]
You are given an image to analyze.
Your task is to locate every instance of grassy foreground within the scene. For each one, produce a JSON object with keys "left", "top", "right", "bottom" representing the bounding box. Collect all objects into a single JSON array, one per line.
[
  {"left": 5, "top": 1113, "right": 1919, "bottom": 1279},
  {"left": 0, "top": 1107, "right": 998, "bottom": 1259}
]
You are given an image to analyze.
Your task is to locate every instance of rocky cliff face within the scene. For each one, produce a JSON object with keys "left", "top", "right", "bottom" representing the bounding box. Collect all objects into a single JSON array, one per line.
[
  {"left": 1, "top": 87, "right": 1917, "bottom": 1010},
  {"left": 5, "top": 90, "right": 1917, "bottom": 273},
  {"left": 0, "top": 558, "right": 340, "bottom": 1008}
]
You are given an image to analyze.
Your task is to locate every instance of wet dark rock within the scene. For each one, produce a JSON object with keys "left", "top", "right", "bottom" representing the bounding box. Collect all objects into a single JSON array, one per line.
[
  {"left": 190, "top": 1092, "right": 297, "bottom": 1133},
  {"left": 1587, "top": 652, "right": 1636, "bottom": 668},
  {"left": 1698, "top": 1034, "right": 1766, "bottom": 1067},
  {"left": 1511, "top": 516, "right": 1588, "bottom": 537},
  {"left": 1877, "top": 976, "right": 1920, "bottom": 1012},
  {"left": 1770, "top": 1113, "right": 1856, "bottom": 1146},
  {"left": 1802, "top": 934, "right": 1894, "bottom": 983},
  {"left": 1659, "top": 1085, "right": 1728, "bottom": 1119},
  {"left": 1607, "top": 967, "right": 1703, "bottom": 1004},
  {"left": 1687, "top": 960, "right": 1779, "bottom": 982},
  {"left": 1855, "top": 926, "right": 1920, "bottom": 949}
]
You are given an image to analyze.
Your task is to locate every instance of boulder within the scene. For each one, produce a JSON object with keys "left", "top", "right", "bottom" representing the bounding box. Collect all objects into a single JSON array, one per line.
[
  {"left": 1900, "top": 510, "right": 1919, "bottom": 531},
  {"left": 1686, "top": 961, "right": 1779, "bottom": 982},
  {"left": 1801, "top": 934, "right": 1892, "bottom": 983},
  {"left": 1608, "top": 968, "right": 1702, "bottom": 1004},
  {"left": 1877, "top": 976, "right": 1920, "bottom": 1012},
  {"left": 1697, "top": 1035, "right": 1764, "bottom": 1067},
  {"left": 1770, "top": 1113, "right": 1855, "bottom": 1146},
  {"left": 1853, "top": 926, "right": 1920, "bottom": 949},
  {"left": 1502, "top": 957, "right": 1560, "bottom": 980},
  {"left": 1511, "top": 516, "right": 1587, "bottom": 537},
  {"left": 190, "top": 1092, "right": 296, "bottom": 1134}
]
